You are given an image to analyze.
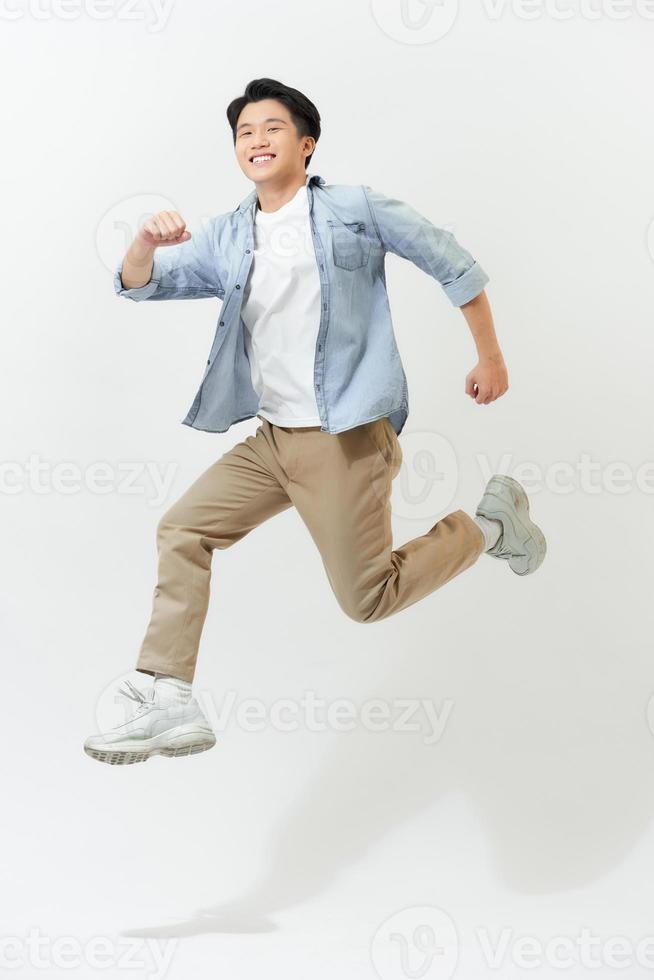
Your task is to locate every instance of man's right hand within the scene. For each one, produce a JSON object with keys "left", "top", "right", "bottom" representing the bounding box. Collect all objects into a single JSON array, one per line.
[{"left": 137, "top": 210, "right": 192, "bottom": 248}]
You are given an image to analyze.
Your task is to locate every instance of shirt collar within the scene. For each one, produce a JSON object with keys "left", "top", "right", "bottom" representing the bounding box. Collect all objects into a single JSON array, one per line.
[{"left": 235, "top": 173, "right": 326, "bottom": 215}]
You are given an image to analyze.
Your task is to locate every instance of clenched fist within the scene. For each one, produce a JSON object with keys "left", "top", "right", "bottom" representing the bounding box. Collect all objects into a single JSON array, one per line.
[
  {"left": 465, "top": 352, "right": 509, "bottom": 405},
  {"left": 138, "top": 210, "right": 192, "bottom": 248}
]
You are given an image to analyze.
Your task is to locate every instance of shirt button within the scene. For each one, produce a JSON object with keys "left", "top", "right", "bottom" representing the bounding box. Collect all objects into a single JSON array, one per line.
[
  {"left": 245, "top": 249, "right": 251, "bottom": 254},
  {"left": 220, "top": 321, "right": 225, "bottom": 326},
  {"left": 235, "top": 284, "right": 241, "bottom": 289},
  {"left": 207, "top": 359, "right": 210, "bottom": 365}
]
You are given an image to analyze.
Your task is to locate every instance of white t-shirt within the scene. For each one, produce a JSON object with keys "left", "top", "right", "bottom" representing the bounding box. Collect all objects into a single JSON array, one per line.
[{"left": 240, "top": 173, "right": 322, "bottom": 427}]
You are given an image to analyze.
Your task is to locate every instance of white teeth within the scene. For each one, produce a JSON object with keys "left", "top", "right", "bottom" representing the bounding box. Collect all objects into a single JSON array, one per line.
[{"left": 252, "top": 155, "right": 275, "bottom": 164}]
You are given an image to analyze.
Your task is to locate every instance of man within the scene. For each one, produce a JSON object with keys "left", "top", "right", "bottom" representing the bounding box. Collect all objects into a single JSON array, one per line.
[{"left": 84, "top": 77, "right": 546, "bottom": 765}]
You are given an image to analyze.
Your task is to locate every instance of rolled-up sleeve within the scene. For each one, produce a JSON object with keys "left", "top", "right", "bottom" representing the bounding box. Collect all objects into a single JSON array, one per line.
[
  {"left": 362, "top": 185, "right": 489, "bottom": 307},
  {"left": 113, "top": 261, "right": 161, "bottom": 300},
  {"left": 113, "top": 216, "right": 223, "bottom": 302}
]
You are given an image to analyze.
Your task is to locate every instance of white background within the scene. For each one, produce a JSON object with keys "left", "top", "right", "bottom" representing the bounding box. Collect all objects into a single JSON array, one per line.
[{"left": 2, "top": 1, "right": 654, "bottom": 978}]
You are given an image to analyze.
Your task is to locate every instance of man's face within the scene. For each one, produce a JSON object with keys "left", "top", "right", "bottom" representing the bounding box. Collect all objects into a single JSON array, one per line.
[{"left": 234, "top": 98, "right": 313, "bottom": 185}]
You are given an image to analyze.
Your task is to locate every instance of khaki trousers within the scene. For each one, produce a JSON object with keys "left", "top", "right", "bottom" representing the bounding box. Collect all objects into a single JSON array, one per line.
[{"left": 136, "top": 415, "right": 485, "bottom": 682}]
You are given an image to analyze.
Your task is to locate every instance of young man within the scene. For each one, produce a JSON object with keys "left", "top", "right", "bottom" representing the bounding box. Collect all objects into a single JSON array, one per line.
[{"left": 84, "top": 78, "right": 546, "bottom": 765}]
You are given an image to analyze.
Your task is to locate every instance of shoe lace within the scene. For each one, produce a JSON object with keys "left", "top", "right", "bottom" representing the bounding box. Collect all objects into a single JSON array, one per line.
[
  {"left": 117, "top": 679, "right": 155, "bottom": 715},
  {"left": 488, "top": 535, "right": 526, "bottom": 561}
]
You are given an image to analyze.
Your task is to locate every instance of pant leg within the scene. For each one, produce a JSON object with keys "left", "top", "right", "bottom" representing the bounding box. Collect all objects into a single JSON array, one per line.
[
  {"left": 285, "top": 417, "right": 485, "bottom": 623},
  {"left": 136, "top": 423, "right": 293, "bottom": 682}
]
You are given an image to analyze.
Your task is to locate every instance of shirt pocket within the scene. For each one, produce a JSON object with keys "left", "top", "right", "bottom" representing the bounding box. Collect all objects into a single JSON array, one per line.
[{"left": 327, "top": 219, "right": 371, "bottom": 270}]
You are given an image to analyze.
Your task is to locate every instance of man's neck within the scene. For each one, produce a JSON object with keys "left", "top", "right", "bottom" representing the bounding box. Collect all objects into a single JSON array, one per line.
[{"left": 256, "top": 173, "right": 309, "bottom": 214}]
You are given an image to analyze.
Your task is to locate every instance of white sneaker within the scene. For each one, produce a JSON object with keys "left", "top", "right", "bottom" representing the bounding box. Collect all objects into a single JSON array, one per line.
[
  {"left": 475, "top": 474, "right": 547, "bottom": 575},
  {"left": 84, "top": 679, "right": 216, "bottom": 765}
]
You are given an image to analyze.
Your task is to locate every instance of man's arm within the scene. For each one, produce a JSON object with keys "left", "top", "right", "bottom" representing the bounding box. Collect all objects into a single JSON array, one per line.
[
  {"left": 119, "top": 234, "right": 156, "bottom": 290},
  {"left": 362, "top": 185, "right": 507, "bottom": 405},
  {"left": 362, "top": 184, "right": 489, "bottom": 306},
  {"left": 114, "top": 210, "right": 224, "bottom": 302},
  {"left": 460, "top": 291, "right": 508, "bottom": 405}
]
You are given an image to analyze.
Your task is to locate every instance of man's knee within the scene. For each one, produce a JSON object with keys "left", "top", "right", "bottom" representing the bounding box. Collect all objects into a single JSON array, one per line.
[
  {"left": 156, "top": 510, "right": 178, "bottom": 537},
  {"left": 155, "top": 504, "right": 242, "bottom": 553},
  {"left": 339, "top": 596, "right": 385, "bottom": 624},
  {"left": 155, "top": 505, "right": 190, "bottom": 545}
]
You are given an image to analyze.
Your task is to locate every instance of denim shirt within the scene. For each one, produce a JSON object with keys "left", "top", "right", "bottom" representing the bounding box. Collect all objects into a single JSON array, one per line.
[{"left": 113, "top": 173, "right": 489, "bottom": 436}]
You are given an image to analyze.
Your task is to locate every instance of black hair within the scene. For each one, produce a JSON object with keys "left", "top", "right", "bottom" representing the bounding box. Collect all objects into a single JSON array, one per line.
[{"left": 226, "top": 78, "right": 321, "bottom": 170}]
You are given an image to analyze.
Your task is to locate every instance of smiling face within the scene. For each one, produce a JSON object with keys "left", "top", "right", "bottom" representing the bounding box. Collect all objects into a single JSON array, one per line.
[{"left": 234, "top": 98, "right": 315, "bottom": 187}]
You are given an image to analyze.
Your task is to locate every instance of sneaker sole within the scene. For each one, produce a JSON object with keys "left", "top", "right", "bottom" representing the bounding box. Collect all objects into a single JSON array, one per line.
[
  {"left": 478, "top": 474, "right": 547, "bottom": 576},
  {"left": 84, "top": 725, "right": 217, "bottom": 766}
]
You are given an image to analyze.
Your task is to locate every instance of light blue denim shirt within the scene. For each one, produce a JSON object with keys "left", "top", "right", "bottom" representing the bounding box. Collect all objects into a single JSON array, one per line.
[{"left": 113, "top": 173, "right": 489, "bottom": 436}]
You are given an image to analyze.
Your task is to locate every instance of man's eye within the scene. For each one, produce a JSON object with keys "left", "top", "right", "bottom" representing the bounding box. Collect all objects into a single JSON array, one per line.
[{"left": 241, "top": 127, "right": 280, "bottom": 136}]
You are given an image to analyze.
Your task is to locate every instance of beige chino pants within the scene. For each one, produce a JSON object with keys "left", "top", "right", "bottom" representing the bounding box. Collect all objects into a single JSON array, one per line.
[{"left": 136, "top": 415, "right": 485, "bottom": 682}]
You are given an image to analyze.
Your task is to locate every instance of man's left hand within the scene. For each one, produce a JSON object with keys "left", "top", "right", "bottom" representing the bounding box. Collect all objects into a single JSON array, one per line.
[{"left": 465, "top": 353, "right": 509, "bottom": 405}]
